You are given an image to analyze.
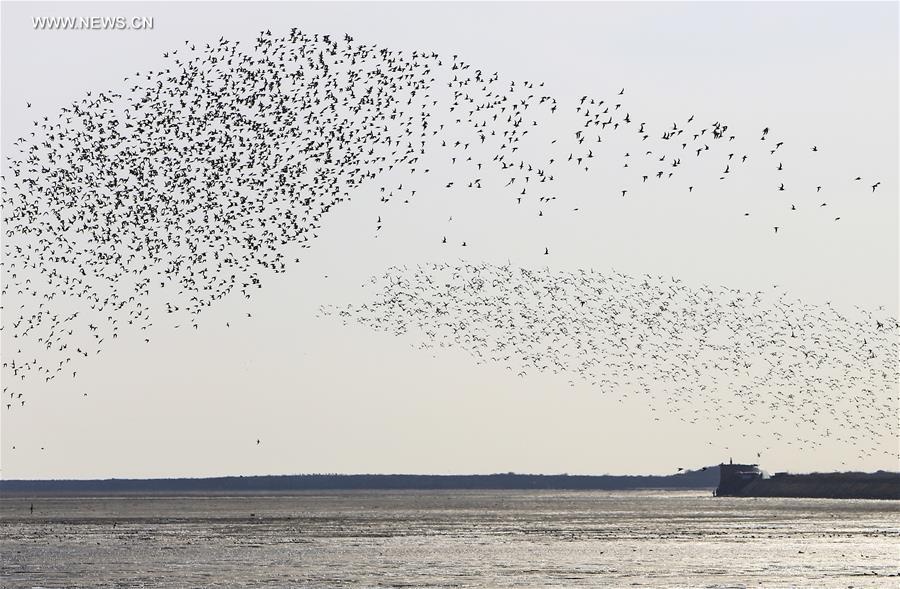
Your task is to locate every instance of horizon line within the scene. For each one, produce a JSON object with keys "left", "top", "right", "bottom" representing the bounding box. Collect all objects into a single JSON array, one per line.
[{"left": 3, "top": 465, "right": 898, "bottom": 483}]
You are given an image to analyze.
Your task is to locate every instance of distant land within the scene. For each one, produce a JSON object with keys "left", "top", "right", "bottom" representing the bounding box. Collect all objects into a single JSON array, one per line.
[
  {"left": 4, "top": 466, "right": 897, "bottom": 498},
  {"left": 716, "top": 463, "right": 899, "bottom": 500},
  {"left": 0, "top": 467, "right": 721, "bottom": 495}
]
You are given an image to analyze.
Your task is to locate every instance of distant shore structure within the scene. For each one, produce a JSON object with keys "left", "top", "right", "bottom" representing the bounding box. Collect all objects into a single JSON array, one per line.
[
  {"left": 2, "top": 465, "right": 896, "bottom": 497},
  {"left": 715, "top": 461, "right": 899, "bottom": 500}
]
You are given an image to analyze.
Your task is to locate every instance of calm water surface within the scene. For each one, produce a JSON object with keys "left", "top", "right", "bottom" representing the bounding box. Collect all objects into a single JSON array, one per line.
[{"left": 1, "top": 490, "right": 898, "bottom": 588}]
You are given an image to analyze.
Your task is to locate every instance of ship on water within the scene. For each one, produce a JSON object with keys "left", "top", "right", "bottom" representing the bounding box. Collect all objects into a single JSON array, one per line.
[{"left": 714, "top": 460, "right": 900, "bottom": 500}]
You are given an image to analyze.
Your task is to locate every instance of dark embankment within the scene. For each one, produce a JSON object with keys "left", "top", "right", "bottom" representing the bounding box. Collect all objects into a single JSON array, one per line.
[
  {"left": 0, "top": 468, "right": 720, "bottom": 495},
  {"left": 716, "top": 463, "right": 899, "bottom": 500},
  {"left": 735, "top": 471, "right": 900, "bottom": 500}
]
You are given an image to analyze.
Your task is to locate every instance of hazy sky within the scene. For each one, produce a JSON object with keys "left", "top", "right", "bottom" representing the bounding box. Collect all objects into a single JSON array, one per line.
[{"left": 1, "top": 1, "right": 897, "bottom": 479}]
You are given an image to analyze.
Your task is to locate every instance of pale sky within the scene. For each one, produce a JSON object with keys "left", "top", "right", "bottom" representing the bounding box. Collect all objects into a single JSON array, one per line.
[{"left": 1, "top": 1, "right": 897, "bottom": 479}]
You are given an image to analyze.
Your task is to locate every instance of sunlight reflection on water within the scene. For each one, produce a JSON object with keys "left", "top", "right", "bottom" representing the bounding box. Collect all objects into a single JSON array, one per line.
[{"left": 2, "top": 490, "right": 898, "bottom": 588}]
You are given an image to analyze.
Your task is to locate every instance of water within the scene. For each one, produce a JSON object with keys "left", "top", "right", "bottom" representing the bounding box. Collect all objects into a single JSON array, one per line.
[{"left": 1, "top": 490, "right": 897, "bottom": 588}]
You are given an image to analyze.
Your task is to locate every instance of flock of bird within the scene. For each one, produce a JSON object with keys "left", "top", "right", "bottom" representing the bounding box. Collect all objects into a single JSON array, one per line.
[
  {"left": 1, "top": 28, "right": 894, "bottom": 461},
  {"left": 321, "top": 262, "right": 898, "bottom": 463}
]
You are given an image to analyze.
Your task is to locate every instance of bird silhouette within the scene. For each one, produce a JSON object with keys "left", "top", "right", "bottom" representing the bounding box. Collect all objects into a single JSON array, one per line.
[
  {"left": 0, "top": 27, "right": 892, "bottom": 467},
  {"left": 321, "top": 261, "right": 898, "bottom": 462}
]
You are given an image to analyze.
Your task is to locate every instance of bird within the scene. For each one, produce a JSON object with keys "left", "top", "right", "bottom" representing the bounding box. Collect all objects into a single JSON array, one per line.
[
  {"left": 321, "top": 260, "right": 898, "bottom": 463},
  {"left": 1, "top": 25, "right": 894, "bottom": 467}
]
